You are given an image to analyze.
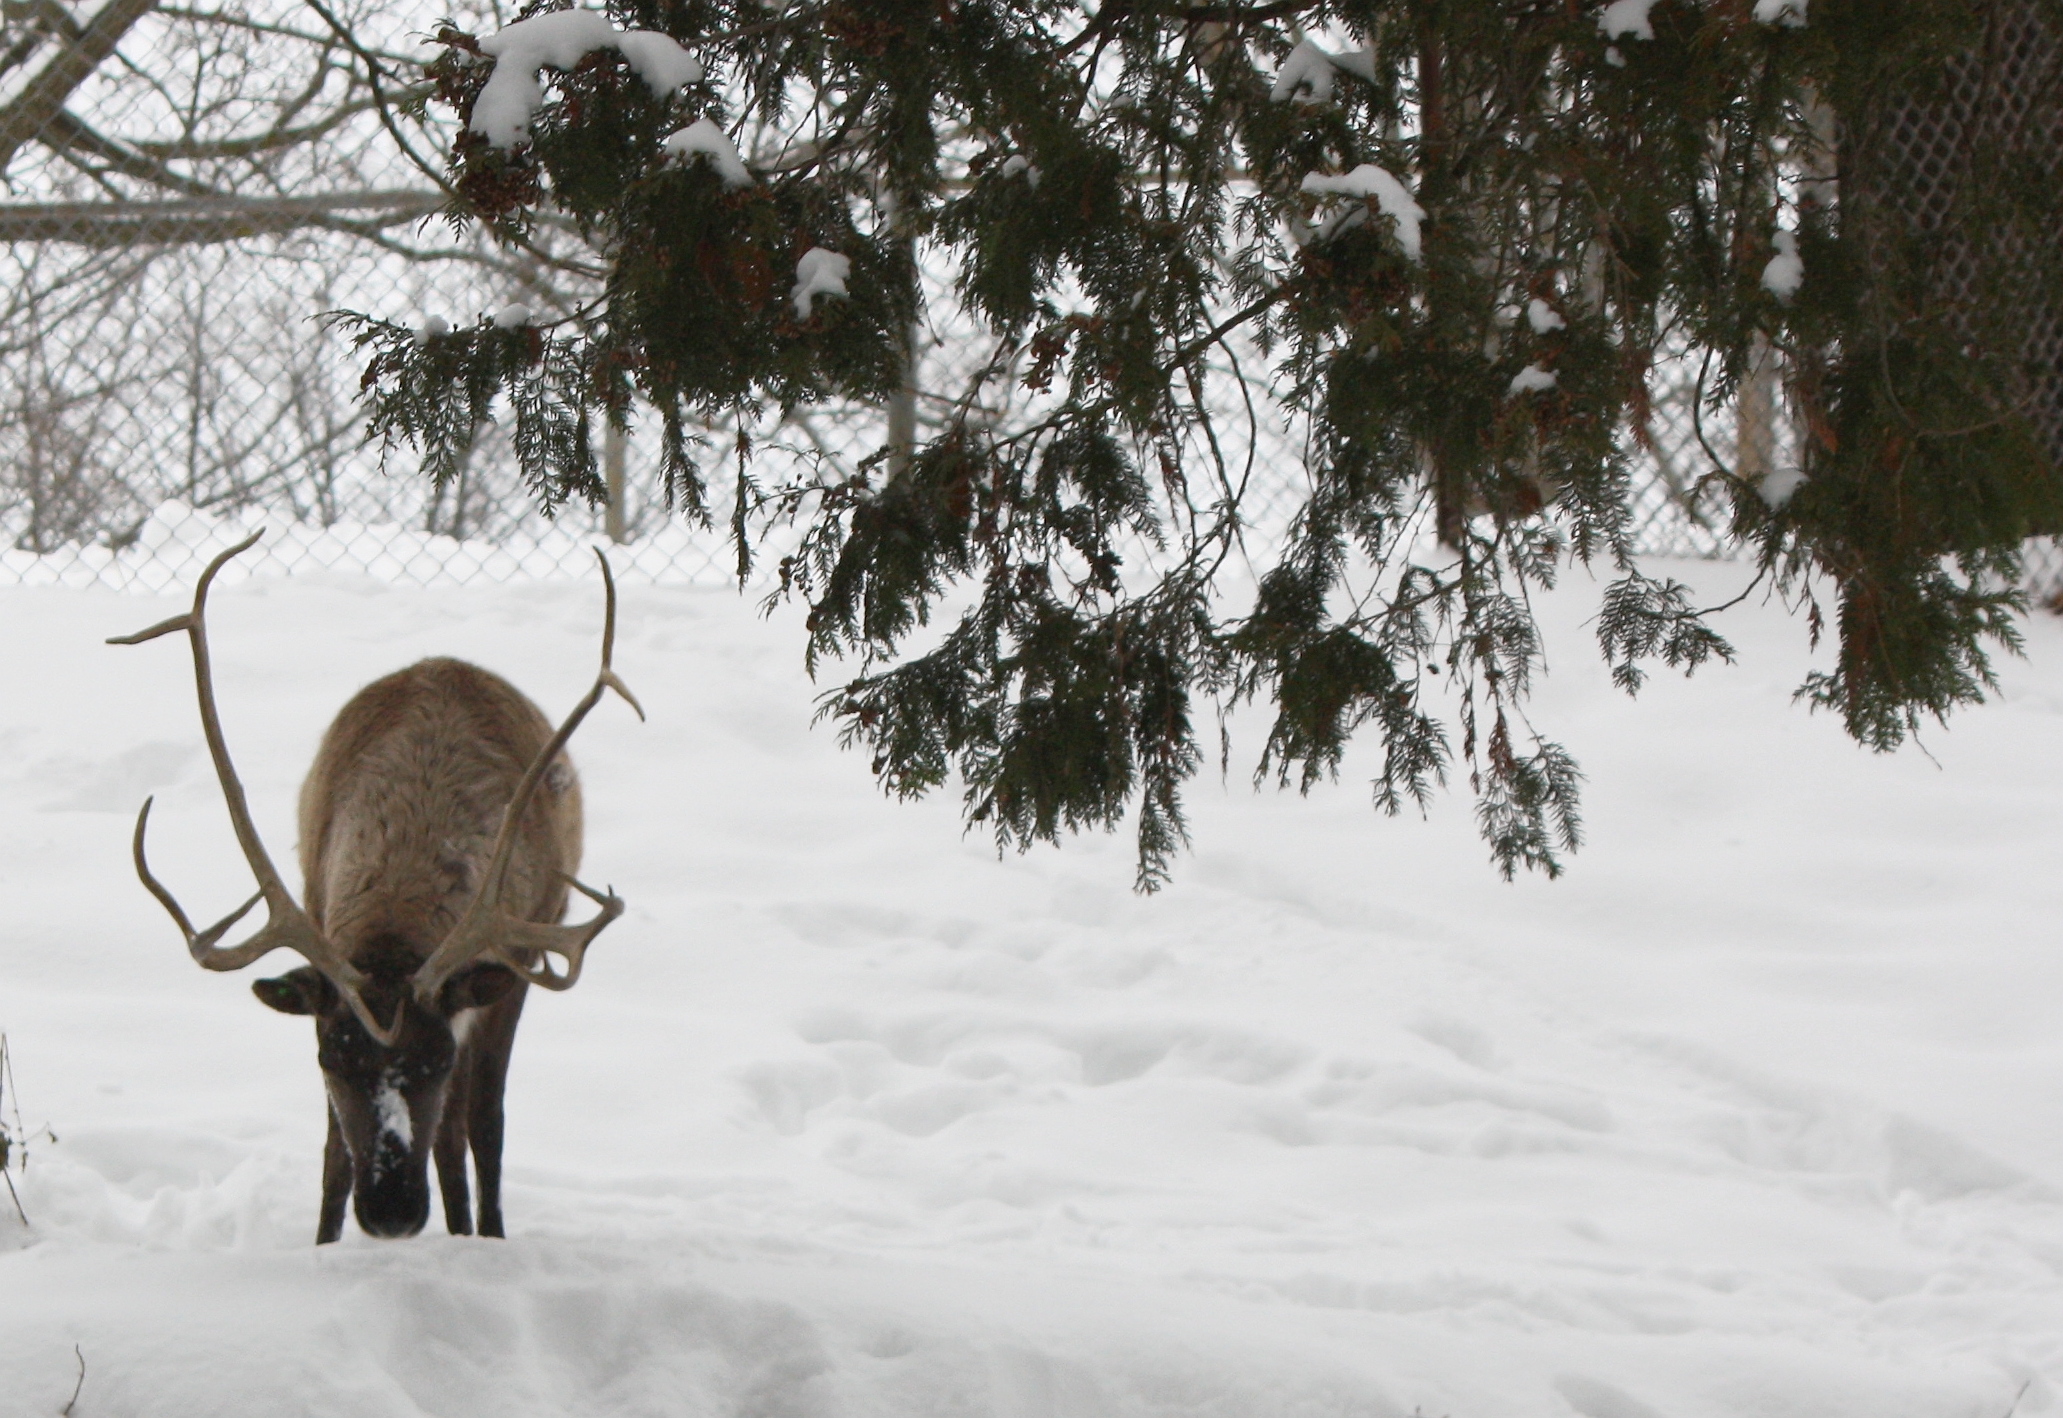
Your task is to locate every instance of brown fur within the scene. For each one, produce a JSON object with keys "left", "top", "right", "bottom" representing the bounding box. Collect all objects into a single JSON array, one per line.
[{"left": 299, "top": 656, "right": 581, "bottom": 960}]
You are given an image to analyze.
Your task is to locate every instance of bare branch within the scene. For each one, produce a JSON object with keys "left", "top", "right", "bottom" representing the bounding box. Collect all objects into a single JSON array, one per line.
[
  {"left": 0, "top": 0, "right": 162, "bottom": 175},
  {"left": 0, "top": 188, "right": 444, "bottom": 243}
]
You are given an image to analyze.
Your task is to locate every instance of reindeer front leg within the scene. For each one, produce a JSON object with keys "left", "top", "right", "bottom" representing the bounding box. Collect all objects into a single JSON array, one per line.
[
  {"left": 435, "top": 1067, "right": 474, "bottom": 1235},
  {"left": 317, "top": 1104, "right": 352, "bottom": 1244},
  {"left": 468, "top": 987, "right": 525, "bottom": 1239}
]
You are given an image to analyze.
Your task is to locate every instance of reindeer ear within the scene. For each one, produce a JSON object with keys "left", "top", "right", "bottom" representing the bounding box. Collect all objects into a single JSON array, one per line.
[
  {"left": 438, "top": 964, "right": 521, "bottom": 1015},
  {"left": 253, "top": 967, "right": 332, "bottom": 1015}
]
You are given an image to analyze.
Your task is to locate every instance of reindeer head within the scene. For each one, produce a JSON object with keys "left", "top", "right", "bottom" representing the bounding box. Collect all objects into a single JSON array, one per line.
[{"left": 254, "top": 951, "right": 522, "bottom": 1237}]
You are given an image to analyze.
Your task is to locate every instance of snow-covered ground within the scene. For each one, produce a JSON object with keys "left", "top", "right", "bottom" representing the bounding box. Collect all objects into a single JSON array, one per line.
[{"left": 2, "top": 550, "right": 2060, "bottom": 1417}]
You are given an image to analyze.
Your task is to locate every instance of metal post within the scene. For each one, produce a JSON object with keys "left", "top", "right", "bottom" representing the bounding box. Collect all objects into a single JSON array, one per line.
[
  {"left": 603, "top": 420, "right": 626, "bottom": 544},
  {"left": 1737, "top": 333, "right": 1775, "bottom": 485},
  {"left": 880, "top": 188, "right": 919, "bottom": 483}
]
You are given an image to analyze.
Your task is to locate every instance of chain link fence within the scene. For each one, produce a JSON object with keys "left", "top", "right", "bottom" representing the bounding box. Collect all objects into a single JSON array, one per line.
[{"left": 4, "top": 0, "right": 2056, "bottom": 601}]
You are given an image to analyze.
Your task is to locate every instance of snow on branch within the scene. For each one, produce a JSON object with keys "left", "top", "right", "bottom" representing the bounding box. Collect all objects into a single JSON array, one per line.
[
  {"left": 1598, "top": 0, "right": 1659, "bottom": 41},
  {"left": 1761, "top": 230, "right": 1803, "bottom": 303},
  {"left": 791, "top": 248, "right": 850, "bottom": 320},
  {"left": 472, "top": 9, "right": 704, "bottom": 150},
  {"left": 999, "top": 154, "right": 1041, "bottom": 188},
  {"left": 1270, "top": 40, "right": 1335, "bottom": 103},
  {"left": 1300, "top": 164, "right": 1425, "bottom": 260},
  {"left": 1267, "top": 39, "right": 1377, "bottom": 104},
  {"left": 662, "top": 118, "right": 753, "bottom": 187}
]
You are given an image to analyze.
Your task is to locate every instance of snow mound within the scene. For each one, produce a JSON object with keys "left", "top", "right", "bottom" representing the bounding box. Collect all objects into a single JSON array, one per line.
[{"left": 0, "top": 499, "right": 743, "bottom": 591}]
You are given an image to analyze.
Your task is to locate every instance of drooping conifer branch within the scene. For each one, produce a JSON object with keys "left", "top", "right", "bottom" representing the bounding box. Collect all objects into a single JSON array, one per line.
[{"left": 339, "top": 0, "right": 2063, "bottom": 884}]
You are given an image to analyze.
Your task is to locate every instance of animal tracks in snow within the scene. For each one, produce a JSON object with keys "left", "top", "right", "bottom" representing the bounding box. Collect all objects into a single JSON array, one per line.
[
  {"left": 737, "top": 886, "right": 2063, "bottom": 1380},
  {"left": 747, "top": 897, "right": 1693, "bottom": 1184}
]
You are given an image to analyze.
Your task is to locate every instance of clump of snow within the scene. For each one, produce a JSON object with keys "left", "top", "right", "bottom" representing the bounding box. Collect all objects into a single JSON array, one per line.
[
  {"left": 791, "top": 248, "right": 851, "bottom": 320},
  {"left": 1526, "top": 298, "right": 1566, "bottom": 333},
  {"left": 613, "top": 29, "right": 703, "bottom": 94},
  {"left": 492, "top": 302, "right": 533, "bottom": 329},
  {"left": 998, "top": 154, "right": 1042, "bottom": 190},
  {"left": 1268, "top": 40, "right": 1378, "bottom": 104},
  {"left": 1270, "top": 39, "right": 1336, "bottom": 104},
  {"left": 412, "top": 314, "right": 450, "bottom": 348},
  {"left": 1509, "top": 364, "right": 1559, "bottom": 395},
  {"left": 1755, "top": 0, "right": 1808, "bottom": 26},
  {"left": 1300, "top": 164, "right": 1425, "bottom": 260},
  {"left": 1599, "top": 0, "right": 1659, "bottom": 40},
  {"left": 1762, "top": 229, "right": 1804, "bottom": 304},
  {"left": 1330, "top": 48, "right": 1378, "bottom": 84},
  {"left": 472, "top": 10, "right": 703, "bottom": 150},
  {"left": 1760, "top": 463, "right": 1808, "bottom": 507},
  {"left": 1604, "top": 44, "right": 1627, "bottom": 66},
  {"left": 662, "top": 118, "right": 753, "bottom": 188}
]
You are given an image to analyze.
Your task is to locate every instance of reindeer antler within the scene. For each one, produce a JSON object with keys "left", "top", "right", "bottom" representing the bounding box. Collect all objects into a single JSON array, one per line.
[
  {"left": 410, "top": 549, "right": 644, "bottom": 1008},
  {"left": 111, "top": 532, "right": 404, "bottom": 1046}
]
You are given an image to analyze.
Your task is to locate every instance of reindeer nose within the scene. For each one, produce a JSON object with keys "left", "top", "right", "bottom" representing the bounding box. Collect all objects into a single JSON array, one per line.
[
  {"left": 356, "top": 1194, "right": 430, "bottom": 1239},
  {"left": 355, "top": 1168, "right": 431, "bottom": 1239}
]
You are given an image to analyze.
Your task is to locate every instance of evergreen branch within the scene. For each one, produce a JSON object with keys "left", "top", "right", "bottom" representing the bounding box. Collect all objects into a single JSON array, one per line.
[{"left": 329, "top": 0, "right": 2059, "bottom": 887}]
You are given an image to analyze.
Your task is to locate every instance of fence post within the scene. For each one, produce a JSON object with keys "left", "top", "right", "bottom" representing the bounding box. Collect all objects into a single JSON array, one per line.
[
  {"left": 603, "top": 420, "right": 626, "bottom": 544},
  {"left": 1737, "top": 334, "right": 1776, "bottom": 487},
  {"left": 881, "top": 189, "right": 919, "bottom": 483}
]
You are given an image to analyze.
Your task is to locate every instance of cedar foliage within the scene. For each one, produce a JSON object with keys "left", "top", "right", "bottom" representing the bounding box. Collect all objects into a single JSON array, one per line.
[{"left": 337, "top": 0, "right": 2063, "bottom": 886}]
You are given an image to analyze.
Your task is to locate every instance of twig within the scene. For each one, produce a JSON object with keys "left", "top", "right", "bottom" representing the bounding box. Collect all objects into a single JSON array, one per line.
[
  {"left": 60, "top": 1344, "right": 86, "bottom": 1417},
  {"left": 1697, "top": 561, "right": 1772, "bottom": 617},
  {"left": 1, "top": 1166, "right": 24, "bottom": 1227},
  {"left": 1, "top": 1033, "right": 56, "bottom": 1227}
]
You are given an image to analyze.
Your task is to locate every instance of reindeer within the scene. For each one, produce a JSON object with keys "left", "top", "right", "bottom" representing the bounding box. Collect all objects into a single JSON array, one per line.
[{"left": 111, "top": 533, "right": 641, "bottom": 1242}]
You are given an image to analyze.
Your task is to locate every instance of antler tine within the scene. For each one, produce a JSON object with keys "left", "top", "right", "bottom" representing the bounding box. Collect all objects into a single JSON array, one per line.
[
  {"left": 110, "top": 532, "right": 297, "bottom": 920},
  {"left": 130, "top": 797, "right": 263, "bottom": 960},
  {"left": 112, "top": 533, "right": 406, "bottom": 1048},
  {"left": 475, "top": 875, "right": 623, "bottom": 992},
  {"left": 413, "top": 550, "right": 641, "bottom": 1007}
]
